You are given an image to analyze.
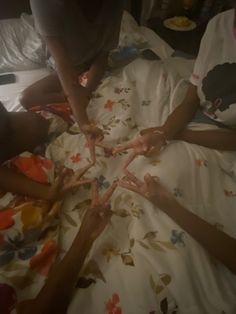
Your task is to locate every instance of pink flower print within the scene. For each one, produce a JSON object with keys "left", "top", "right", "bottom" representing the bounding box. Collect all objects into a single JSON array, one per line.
[{"left": 105, "top": 293, "right": 122, "bottom": 314}]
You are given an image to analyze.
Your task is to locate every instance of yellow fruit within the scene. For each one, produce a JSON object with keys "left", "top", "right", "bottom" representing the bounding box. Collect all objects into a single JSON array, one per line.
[{"left": 171, "top": 16, "right": 192, "bottom": 27}]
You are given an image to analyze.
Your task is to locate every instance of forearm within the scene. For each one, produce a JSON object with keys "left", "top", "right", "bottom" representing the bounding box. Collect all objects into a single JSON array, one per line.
[
  {"left": 56, "top": 61, "right": 90, "bottom": 126},
  {"left": 0, "top": 167, "right": 52, "bottom": 200},
  {"left": 86, "top": 52, "right": 108, "bottom": 94},
  {"left": 161, "top": 85, "right": 200, "bottom": 140},
  {"left": 46, "top": 38, "right": 90, "bottom": 126},
  {"left": 18, "top": 232, "right": 93, "bottom": 314},
  {"left": 176, "top": 129, "right": 236, "bottom": 151},
  {"left": 155, "top": 199, "right": 236, "bottom": 274}
]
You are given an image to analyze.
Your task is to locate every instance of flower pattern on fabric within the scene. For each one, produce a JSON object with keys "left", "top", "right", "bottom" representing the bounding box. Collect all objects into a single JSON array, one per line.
[
  {"left": 170, "top": 230, "right": 186, "bottom": 247},
  {"left": 70, "top": 153, "right": 82, "bottom": 164},
  {"left": 0, "top": 229, "right": 38, "bottom": 267},
  {"left": 104, "top": 100, "right": 115, "bottom": 112},
  {"left": 224, "top": 190, "right": 236, "bottom": 197},
  {"left": 0, "top": 209, "right": 15, "bottom": 231},
  {"left": 30, "top": 240, "right": 58, "bottom": 276},
  {"left": 11, "top": 154, "right": 53, "bottom": 184},
  {"left": 97, "top": 175, "right": 110, "bottom": 190},
  {"left": 195, "top": 159, "right": 208, "bottom": 167},
  {"left": 0, "top": 152, "right": 59, "bottom": 310},
  {"left": 105, "top": 293, "right": 122, "bottom": 314}
]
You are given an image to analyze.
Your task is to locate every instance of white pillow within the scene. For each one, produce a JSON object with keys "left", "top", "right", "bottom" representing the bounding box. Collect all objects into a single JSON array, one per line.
[
  {"left": 0, "top": 14, "right": 47, "bottom": 72},
  {"left": 119, "top": 11, "right": 148, "bottom": 48}
]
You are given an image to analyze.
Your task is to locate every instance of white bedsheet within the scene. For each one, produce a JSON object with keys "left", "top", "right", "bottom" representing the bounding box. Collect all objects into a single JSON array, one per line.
[
  {"left": 43, "top": 58, "right": 236, "bottom": 314},
  {"left": 0, "top": 68, "right": 51, "bottom": 112}
]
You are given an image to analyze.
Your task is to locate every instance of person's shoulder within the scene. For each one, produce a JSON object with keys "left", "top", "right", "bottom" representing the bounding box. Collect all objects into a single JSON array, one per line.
[
  {"left": 30, "top": 0, "right": 62, "bottom": 12},
  {"left": 106, "top": 0, "right": 124, "bottom": 12},
  {"left": 207, "top": 9, "right": 234, "bottom": 29}
]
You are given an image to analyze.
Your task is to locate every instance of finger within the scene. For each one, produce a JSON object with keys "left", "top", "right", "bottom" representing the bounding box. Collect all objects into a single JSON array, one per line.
[
  {"left": 96, "top": 132, "right": 104, "bottom": 143},
  {"left": 100, "top": 180, "right": 118, "bottom": 204},
  {"left": 87, "top": 136, "right": 96, "bottom": 164},
  {"left": 95, "top": 141, "right": 114, "bottom": 157},
  {"left": 64, "top": 178, "right": 93, "bottom": 191},
  {"left": 47, "top": 201, "right": 62, "bottom": 219},
  {"left": 112, "top": 140, "right": 136, "bottom": 155},
  {"left": 144, "top": 173, "right": 160, "bottom": 186},
  {"left": 96, "top": 141, "right": 113, "bottom": 151},
  {"left": 144, "top": 145, "right": 161, "bottom": 158},
  {"left": 75, "top": 163, "right": 93, "bottom": 179},
  {"left": 118, "top": 180, "right": 143, "bottom": 195},
  {"left": 123, "top": 151, "right": 138, "bottom": 170},
  {"left": 91, "top": 180, "right": 100, "bottom": 207},
  {"left": 123, "top": 169, "right": 144, "bottom": 187},
  {"left": 55, "top": 167, "right": 70, "bottom": 188}
]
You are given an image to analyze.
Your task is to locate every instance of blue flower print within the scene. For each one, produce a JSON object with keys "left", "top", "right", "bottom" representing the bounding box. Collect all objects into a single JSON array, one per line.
[{"left": 170, "top": 230, "right": 186, "bottom": 247}]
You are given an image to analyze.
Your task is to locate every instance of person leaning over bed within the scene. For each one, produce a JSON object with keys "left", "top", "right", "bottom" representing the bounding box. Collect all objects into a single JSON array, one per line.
[
  {"left": 21, "top": 0, "right": 124, "bottom": 148},
  {"left": 113, "top": 1, "right": 236, "bottom": 158}
]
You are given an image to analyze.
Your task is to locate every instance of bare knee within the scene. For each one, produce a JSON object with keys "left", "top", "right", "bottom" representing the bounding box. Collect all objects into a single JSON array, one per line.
[{"left": 20, "top": 87, "right": 37, "bottom": 110}]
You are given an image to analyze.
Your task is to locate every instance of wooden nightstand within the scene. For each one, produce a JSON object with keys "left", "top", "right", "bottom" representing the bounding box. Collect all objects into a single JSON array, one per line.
[{"left": 147, "top": 17, "right": 207, "bottom": 56}]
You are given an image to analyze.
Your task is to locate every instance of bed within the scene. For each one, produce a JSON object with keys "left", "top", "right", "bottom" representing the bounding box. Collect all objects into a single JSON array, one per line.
[{"left": 1, "top": 1, "right": 236, "bottom": 314}]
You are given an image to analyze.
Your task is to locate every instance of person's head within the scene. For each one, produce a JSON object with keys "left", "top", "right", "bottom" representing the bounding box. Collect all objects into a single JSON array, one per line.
[
  {"left": 202, "top": 63, "right": 236, "bottom": 112},
  {"left": 232, "top": 0, "right": 236, "bottom": 8},
  {"left": 0, "top": 102, "right": 10, "bottom": 143}
]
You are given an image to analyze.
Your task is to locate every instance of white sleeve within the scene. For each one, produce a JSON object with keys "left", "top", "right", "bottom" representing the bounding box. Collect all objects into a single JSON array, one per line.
[{"left": 190, "top": 18, "right": 215, "bottom": 86}]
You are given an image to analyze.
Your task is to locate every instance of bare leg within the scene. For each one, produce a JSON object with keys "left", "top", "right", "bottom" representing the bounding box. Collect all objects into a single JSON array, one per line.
[{"left": 20, "top": 73, "right": 66, "bottom": 109}]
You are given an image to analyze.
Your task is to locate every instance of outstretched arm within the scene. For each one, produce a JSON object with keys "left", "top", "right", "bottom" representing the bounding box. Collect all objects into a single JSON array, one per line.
[
  {"left": 17, "top": 178, "right": 117, "bottom": 314},
  {"left": 176, "top": 128, "right": 236, "bottom": 151},
  {"left": 119, "top": 173, "right": 236, "bottom": 274},
  {"left": 0, "top": 163, "right": 93, "bottom": 201},
  {"left": 161, "top": 84, "right": 200, "bottom": 140},
  {"left": 17, "top": 203, "right": 112, "bottom": 314},
  {"left": 46, "top": 37, "right": 90, "bottom": 128},
  {"left": 86, "top": 51, "right": 109, "bottom": 94}
]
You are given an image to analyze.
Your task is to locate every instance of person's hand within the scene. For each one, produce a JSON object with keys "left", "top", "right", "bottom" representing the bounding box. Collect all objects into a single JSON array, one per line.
[
  {"left": 118, "top": 171, "right": 175, "bottom": 211},
  {"left": 112, "top": 130, "right": 167, "bottom": 172},
  {"left": 95, "top": 141, "right": 114, "bottom": 157},
  {"left": 81, "top": 123, "right": 104, "bottom": 164},
  {"left": 49, "top": 163, "right": 93, "bottom": 201},
  {"left": 79, "top": 179, "right": 118, "bottom": 241}
]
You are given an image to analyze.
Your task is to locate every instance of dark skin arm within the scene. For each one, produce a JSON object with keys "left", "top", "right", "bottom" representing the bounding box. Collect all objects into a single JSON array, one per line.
[
  {"left": 86, "top": 51, "right": 108, "bottom": 94},
  {"left": 0, "top": 166, "right": 54, "bottom": 201},
  {"left": 175, "top": 128, "right": 236, "bottom": 151},
  {"left": 119, "top": 172, "right": 236, "bottom": 274},
  {"left": 117, "top": 84, "right": 236, "bottom": 155},
  {"left": 112, "top": 84, "right": 200, "bottom": 158},
  {"left": 46, "top": 37, "right": 107, "bottom": 129},
  {"left": 161, "top": 84, "right": 200, "bottom": 140},
  {"left": 0, "top": 163, "right": 93, "bottom": 201},
  {"left": 46, "top": 37, "right": 90, "bottom": 128},
  {"left": 16, "top": 180, "right": 117, "bottom": 314}
]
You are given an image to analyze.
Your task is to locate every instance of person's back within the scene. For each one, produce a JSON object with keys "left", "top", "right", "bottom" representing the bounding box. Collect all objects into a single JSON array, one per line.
[{"left": 30, "top": 0, "right": 124, "bottom": 67}]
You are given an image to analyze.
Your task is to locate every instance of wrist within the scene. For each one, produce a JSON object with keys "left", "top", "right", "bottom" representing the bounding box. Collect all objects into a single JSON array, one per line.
[
  {"left": 46, "top": 187, "right": 60, "bottom": 202},
  {"left": 159, "top": 125, "right": 172, "bottom": 141},
  {"left": 151, "top": 196, "right": 178, "bottom": 213},
  {"left": 75, "top": 228, "right": 94, "bottom": 248},
  {"left": 153, "top": 129, "right": 169, "bottom": 147}
]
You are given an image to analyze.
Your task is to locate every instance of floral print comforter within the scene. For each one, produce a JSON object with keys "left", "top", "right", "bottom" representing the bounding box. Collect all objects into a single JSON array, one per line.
[
  {"left": 2, "top": 57, "right": 236, "bottom": 314},
  {"left": 47, "top": 59, "right": 236, "bottom": 314}
]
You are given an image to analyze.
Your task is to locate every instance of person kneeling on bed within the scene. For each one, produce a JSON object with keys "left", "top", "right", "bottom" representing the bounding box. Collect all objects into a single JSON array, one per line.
[
  {"left": 20, "top": 0, "right": 125, "bottom": 159},
  {"left": 0, "top": 102, "right": 117, "bottom": 314},
  {"left": 119, "top": 172, "right": 236, "bottom": 275},
  {"left": 113, "top": 3, "right": 236, "bottom": 163}
]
